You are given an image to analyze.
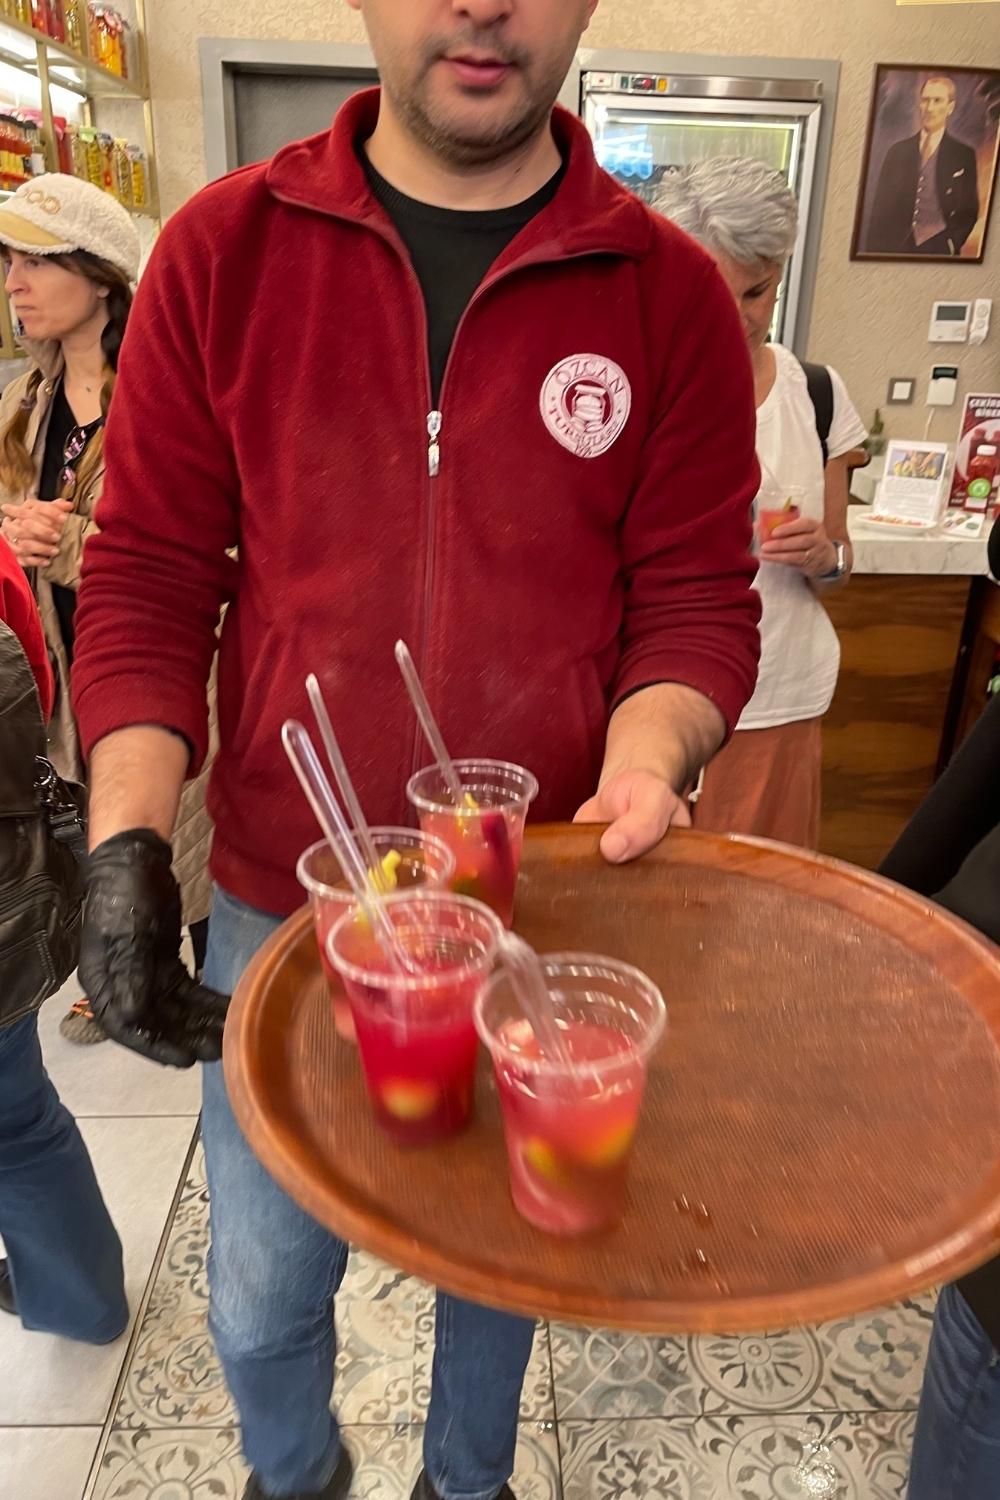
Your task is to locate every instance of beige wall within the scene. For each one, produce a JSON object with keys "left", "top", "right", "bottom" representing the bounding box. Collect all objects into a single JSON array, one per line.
[{"left": 146, "top": 0, "right": 1000, "bottom": 430}]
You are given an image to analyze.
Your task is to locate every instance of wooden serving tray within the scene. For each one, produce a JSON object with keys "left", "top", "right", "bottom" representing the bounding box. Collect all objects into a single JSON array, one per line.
[{"left": 224, "top": 825, "right": 1000, "bottom": 1333}]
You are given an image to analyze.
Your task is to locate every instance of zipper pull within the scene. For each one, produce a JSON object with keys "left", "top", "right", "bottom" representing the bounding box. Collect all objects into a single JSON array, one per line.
[{"left": 427, "top": 409, "right": 442, "bottom": 478}]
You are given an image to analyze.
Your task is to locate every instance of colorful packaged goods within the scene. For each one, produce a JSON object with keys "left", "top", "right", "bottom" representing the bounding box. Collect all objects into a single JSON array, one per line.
[
  {"left": 112, "top": 137, "right": 131, "bottom": 208},
  {"left": 126, "top": 145, "right": 147, "bottom": 209},
  {"left": 63, "top": 0, "right": 85, "bottom": 52},
  {"left": 87, "top": 3, "right": 126, "bottom": 76},
  {"left": 0, "top": 112, "right": 32, "bottom": 188},
  {"left": 96, "top": 130, "right": 115, "bottom": 192}
]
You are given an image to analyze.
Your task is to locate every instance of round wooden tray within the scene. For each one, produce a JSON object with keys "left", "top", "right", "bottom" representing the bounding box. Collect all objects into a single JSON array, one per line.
[{"left": 224, "top": 825, "right": 1000, "bottom": 1333}]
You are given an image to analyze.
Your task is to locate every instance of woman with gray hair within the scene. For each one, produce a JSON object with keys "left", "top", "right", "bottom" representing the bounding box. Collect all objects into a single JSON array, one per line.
[{"left": 653, "top": 158, "right": 865, "bottom": 848}]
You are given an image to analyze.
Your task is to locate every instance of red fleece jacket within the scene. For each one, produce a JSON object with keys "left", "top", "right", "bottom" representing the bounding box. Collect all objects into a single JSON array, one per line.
[
  {"left": 73, "top": 91, "right": 761, "bottom": 916},
  {"left": 1, "top": 536, "right": 52, "bottom": 719}
]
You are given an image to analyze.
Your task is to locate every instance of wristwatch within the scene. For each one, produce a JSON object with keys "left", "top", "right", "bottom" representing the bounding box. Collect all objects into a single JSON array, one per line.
[{"left": 816, "top": 541, "right": 849, "bottom": 584}]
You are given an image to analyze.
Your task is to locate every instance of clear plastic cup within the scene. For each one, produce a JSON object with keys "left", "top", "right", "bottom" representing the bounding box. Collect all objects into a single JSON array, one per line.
[
  {"left": 297, "top": 829, "right": 455, "bottom": 1043},
  {"left": 475, "top": 955, "right": 666, "bottom": 1236},
  {"left": 756, "top": 482, "right": 807, "bottom": 548},
  {"left": 327, "top": 891, "right": 502, "bottom": 1146},
  {"left": 406, "top": 759, "right": 539, "bottom": 928}
]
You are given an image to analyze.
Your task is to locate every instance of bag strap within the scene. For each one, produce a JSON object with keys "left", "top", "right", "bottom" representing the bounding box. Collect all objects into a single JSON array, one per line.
[
  {"left": 801, "top": 361, "right": 834, "bottom": 466},
  {"left": 0, "top": 622, "right": 46, "bottom": 812}
]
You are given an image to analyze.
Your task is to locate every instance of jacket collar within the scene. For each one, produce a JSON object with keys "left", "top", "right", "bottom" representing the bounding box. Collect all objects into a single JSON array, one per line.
[
  {"left": 266, "top": 86, "right": 652, "bottom": 264},
  {"left": 17, "top": 338, "right": 63, "bottom": 383}
]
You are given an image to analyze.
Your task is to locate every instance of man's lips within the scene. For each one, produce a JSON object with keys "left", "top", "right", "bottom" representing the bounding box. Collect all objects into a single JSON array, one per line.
[{"left": 443, "top": 52, "right": 515, "bottom": 89}]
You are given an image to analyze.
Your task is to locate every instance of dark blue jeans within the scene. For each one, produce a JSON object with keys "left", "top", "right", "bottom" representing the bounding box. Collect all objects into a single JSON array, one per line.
[
  {"left": 0, "top": 1012, "right": 127, "bottom": 1343},
  {"left": 908, "top": 1283, "right": 1000, "bottom": 1498},
  {"left": 202, "top": 887, "right": 535, "bottom": 1499}
]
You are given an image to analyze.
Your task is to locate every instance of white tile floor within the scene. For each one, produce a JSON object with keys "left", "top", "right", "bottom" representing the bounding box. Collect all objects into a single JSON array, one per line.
[
  {"left": 2, "top": 981, "right": 928, "bottom": 1500},
  {"left": 1, "top": 978, "right": 201, "bottom": 1500}
]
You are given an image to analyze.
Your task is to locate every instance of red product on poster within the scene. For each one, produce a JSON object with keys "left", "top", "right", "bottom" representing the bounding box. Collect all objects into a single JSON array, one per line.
[{"left": 951, "top": 393, "right": 1000, "bottom": 511}]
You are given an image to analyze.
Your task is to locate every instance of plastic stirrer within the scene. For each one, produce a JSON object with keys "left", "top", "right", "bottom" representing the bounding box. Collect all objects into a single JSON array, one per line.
[
  {"left": 281, "top": 720, "right": 416, "bottom": 975},
  {"left": 394, "top": 640, "right": 465, "bottom": 808},
  {"left": 497, "top": 931, "right": 575, "bottom": 1068},
  {"left": 305, "top": 673, "right": 383, "bottom": 884}
]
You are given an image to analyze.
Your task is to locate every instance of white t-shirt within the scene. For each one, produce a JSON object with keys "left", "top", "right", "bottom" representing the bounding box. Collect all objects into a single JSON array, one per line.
[{"left": 739, "top": 345, "right": 867, "bottom": 731}]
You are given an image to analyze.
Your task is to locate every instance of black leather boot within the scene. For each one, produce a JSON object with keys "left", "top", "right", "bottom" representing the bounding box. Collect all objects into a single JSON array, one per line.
[
  {"left": 410, "top": 1474, "right": 516, "bottom": 1500},
  {"left": 242, "top": 1447, "right": 354, "bottom": 1500},
  {"left": 0, "top": 1260, "right": 16, "bottom": 1316}
]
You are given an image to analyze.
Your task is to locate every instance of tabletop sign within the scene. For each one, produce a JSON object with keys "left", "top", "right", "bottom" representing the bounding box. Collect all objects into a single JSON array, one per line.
[{"left": 875, "top": 440, "right": 953, "bottom": 528}]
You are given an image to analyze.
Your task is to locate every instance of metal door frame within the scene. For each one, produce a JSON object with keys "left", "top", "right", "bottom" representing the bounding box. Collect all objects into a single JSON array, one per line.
[{"left": 200, "top": 39, "right": 379, "bottom": 182}]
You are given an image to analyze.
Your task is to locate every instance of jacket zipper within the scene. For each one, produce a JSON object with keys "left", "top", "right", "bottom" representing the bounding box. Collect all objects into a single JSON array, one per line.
[
  {"left": 268, "top": 191, "right": 619, "bottom": 777},
  {"left": 427, "top": 410, "right": 442, "bottom": 478}
]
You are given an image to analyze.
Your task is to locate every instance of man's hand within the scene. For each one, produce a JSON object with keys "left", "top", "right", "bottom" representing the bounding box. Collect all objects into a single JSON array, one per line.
[
  {"left": 575, "top": 769, "right": 691, "bottom": 863},
  {"left": 80, "top": 829, "right": 228, "bottom": 1068},
  {"left": 1, "top": 498, "right": 72, "bottom": 569},
  {"left": 575, "top": 682, "right": 725, "bottom": 865}
]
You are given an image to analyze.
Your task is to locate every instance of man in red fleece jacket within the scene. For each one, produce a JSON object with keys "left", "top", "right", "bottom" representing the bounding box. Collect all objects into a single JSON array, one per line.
[{"left": 73, "top": 3, "right": 760, "bottom": 1498}]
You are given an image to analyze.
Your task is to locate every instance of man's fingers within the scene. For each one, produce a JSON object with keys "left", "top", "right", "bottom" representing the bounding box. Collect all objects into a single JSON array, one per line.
[
  {"left": 600, "top": 784, "right": 684, "bottom": 865},
  {"left": 573, "top": 796, "right": 605, "bottom": 825},
  {"left": 95, "top": 1004, "right": 196, "bottom": 1069}
]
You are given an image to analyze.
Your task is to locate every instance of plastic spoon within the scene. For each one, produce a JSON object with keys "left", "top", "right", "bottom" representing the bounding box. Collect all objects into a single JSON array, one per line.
[
  {"left": 281, "top": 720, "right": 416, "bottom": 975},
  {"left": 394, "top": 639, "right": 465, "bottom": 808},
  {"left": 305, "top": 673, "right": 383, "bottom": 887},
  {"left": 497, "top": 931, "right": 574, "bottom": 1068}
]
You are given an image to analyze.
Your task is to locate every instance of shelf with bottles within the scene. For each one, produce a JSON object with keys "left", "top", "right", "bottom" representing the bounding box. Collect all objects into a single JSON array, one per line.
[
  {"left": 0, "top": 3, "right": 145, "bottom": 100},
  {"left": 0, "top": 102, "right": 154, "bottom": 218}
]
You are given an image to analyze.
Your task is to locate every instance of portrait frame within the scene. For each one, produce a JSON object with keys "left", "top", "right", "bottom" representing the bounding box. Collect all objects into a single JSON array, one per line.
[{"left": 852, "top": 63, "right": 1000, "bottom": 264}]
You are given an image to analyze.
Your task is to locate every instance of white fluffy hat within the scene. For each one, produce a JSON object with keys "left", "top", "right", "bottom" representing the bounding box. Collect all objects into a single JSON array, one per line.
[{"left": 0, "top": 173, "right": 140, "bottom": 282}]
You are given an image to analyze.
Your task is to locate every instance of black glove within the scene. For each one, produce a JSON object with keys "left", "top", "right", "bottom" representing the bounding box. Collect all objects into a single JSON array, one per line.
[{"left": 79, "top": 829, "right": 229, "bottom": 1068}]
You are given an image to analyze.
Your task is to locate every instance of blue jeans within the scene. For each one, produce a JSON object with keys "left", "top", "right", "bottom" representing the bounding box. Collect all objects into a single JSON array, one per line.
[
  {"left": 908, "top": 1282, "right": 1000, "bottom": 1497},
  {"left": 0, "top": 1012, "right": 127, "bottom": 1343},
  {"left": 202, "top": 887, "right": 535, "bottom": 1499}
]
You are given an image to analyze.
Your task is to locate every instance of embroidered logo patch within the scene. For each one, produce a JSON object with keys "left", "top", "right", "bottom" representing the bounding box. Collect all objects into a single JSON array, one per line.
[{"left": 539, "top": 354, "right": 632, "bottom": 459}]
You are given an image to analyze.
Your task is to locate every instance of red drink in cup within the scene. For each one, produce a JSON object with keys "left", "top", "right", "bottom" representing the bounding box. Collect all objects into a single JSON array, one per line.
[
  {"left": 328, "top": 892, "right": 502, "bottom": 1146},
  {"left": 476, "top": 955, "right": 666, "bottom": 1235},
  {"left": 406, "top": 759, "right": 539, "bottom": 928},
  {"left": 296, "top": 829, "right": 455, "bottom": 1042},
  {"left": 756, "top": 483, "right": 807, "bottom": 547}
]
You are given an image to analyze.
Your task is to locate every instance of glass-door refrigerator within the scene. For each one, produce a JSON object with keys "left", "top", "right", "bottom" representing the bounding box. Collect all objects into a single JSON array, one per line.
[{"left": 581, "top": 71, "right": 825, "bottom": 349}]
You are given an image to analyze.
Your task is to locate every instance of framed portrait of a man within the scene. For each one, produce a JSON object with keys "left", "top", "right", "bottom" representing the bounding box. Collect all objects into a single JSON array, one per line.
[{"left": 852, "top": 64, "right": 1000, "bottom": 262}]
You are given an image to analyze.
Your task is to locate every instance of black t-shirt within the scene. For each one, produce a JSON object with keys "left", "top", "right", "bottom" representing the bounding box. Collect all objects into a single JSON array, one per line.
[
  {"left": 363, "top": 155, "right": 565, "bottom": 404},
  {"left": 38, "top": 381, "right": 102, "bottom": 663}
]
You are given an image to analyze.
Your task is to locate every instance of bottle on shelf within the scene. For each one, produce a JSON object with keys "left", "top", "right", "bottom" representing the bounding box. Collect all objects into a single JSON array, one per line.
[
  {"left": 63, "top": 0, "right": 86, "bottom": 54},
  {"left": 87, "top": 2, "right": 126, "bottom": 76}
]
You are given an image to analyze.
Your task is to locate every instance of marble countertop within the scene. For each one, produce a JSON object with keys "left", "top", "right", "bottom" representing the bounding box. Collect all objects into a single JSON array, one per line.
[{"left": 848, "top": 508, "right": 993, "bottom": 578}]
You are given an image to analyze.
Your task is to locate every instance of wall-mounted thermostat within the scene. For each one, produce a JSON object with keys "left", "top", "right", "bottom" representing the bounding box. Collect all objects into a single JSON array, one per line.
[{"left": 929, "top": 301, "right": 972, "bottom": 343}]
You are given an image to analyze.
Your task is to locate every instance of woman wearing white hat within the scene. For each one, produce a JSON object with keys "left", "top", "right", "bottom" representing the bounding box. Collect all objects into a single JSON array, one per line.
[{"left": 0, "top": 175, "right": 214, "bottom": 1043}]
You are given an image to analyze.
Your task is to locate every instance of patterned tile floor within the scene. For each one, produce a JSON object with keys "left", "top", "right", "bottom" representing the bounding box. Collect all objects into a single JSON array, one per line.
[{"left": 75, "top": 1142, "right": 929, "bottom": 1500}]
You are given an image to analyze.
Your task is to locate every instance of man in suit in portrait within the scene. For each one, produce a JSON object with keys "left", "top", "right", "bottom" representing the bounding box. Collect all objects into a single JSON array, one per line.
[{"left": 867, "top": 75, "right": 980, "bottom": 256}]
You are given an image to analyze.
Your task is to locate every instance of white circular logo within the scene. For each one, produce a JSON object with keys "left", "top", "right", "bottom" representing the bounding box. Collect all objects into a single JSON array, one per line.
[{"left": 539, "top": 353, "right": 632, "bottom": 460}]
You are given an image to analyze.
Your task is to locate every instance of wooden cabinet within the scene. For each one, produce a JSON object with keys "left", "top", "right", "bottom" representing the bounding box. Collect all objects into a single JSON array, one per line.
[{"left": 820, "top": 575, "right": 973, "bottom": 869}]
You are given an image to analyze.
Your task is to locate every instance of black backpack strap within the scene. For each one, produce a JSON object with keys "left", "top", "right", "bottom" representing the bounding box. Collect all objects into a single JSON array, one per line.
[{"left": 801, "top": 360, "right": 834, "bottom": 466}]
